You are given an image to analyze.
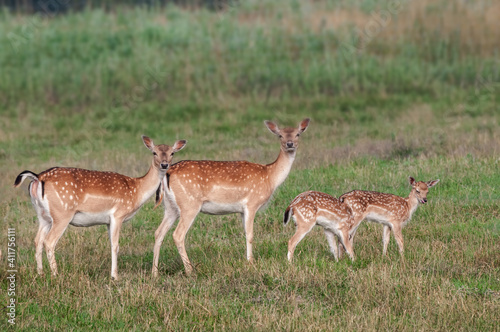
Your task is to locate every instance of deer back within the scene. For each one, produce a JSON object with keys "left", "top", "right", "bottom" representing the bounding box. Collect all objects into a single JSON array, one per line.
[
  {"left": 39, "top": 167, "right": 140, "bottom": 213},
  {"left": 290, "top": 191, "right": 353, "bottom": 222},
  {"left": 340, "top": 190, "right": 410, "bottom": 220}
]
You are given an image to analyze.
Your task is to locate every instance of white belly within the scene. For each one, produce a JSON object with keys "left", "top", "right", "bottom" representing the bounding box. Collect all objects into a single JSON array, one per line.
[
  {"left": 70, "top": 211, "right": 112, "bottom": 227},
  {"left": 316, "top": 216, "right": 342, "bottom": 232},
  {"left": 201, "top": 201, "right": 244, "bottom": 215},
  {"left": 365, "top": 212, "right": 391, "bottom": 226}
]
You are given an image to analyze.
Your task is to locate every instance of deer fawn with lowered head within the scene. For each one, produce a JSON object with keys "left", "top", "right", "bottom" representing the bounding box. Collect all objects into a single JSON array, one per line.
[
  {"left": 152, "top": 118, "right": 310, "bottom": 276},
  {"left": 339, "top": 177, "right": 439, "bottom": 256},
  {"left": 14, "top": 136, "right": 186, "bottom": 280},
  {"left": 283, "top": 191, "right": 355, "bottom": 262}
]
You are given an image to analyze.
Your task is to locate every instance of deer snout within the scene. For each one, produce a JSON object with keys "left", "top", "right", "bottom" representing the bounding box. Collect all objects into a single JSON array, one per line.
[
  {"left": 160, "top": 162, "right": 169, "bottom": 170},
  {"left": 423, "top": 198, "right": 427, "bottom": 203},
  {"left": 286, "top": 141, "right": 294, "bottom": 148}
]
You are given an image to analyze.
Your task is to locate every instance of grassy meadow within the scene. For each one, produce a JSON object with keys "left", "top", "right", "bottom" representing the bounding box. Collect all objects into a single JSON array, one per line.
[{"left": 0, "top": 0, "right": 499, "bottom": 330}]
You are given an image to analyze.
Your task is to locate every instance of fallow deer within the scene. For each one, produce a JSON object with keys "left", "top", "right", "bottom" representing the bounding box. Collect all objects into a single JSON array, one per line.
[
  {"left": 14, "top": 136, "right": 186, "bottom": 280},
  {"left": 339, "top": 177, "right": 439, "bottom": 256},
  {"left": 152, "top": 118, "right": 310, "bottom": 276},
  {"left": 283, "top": 191, "right": 355, "bottom": 262}
]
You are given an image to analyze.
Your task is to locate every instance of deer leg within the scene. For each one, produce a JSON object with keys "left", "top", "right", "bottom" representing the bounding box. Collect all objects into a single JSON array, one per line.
[
  {"left": 242, "top": 208, "right": 257, "bottom": 263},
  {"left": 152, "top": 208, "right": 178, "bottom": 277},
  {"left": 43, "top": 215, "right": 70, "bottom": 277},
  {"left": 338, "top": 240, "right": 345, "bottom": 259},
  {"left": 323, "top": 229, "right": 339, "bottom": 261},
  {"left": 108, "top": 215, "right": 123, "bottom": 280},
  {"left": 34, "top": 216, "right": 51, "bottom": 275},
  {"left": 345, "top": 214, "right": 364, "bottom": 259},
  {"left": 382, "top": 225, "right": 391, "bottom": 255},
  {"left": 287, "top": 217, "right": 316, "bottom": 262},
  {"left": 392, "top": 225, "right": 404, "bottom": 255},
  {"left": 172, "top": 206, "right": 201, "bottom": 275},
  {"left": 337, "top": 227, "right": 355, "bottom": 262}
]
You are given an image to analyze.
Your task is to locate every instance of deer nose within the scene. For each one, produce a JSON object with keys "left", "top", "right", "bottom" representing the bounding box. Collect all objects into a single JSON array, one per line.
[
  {"left": 423, "top": 198, "right": 427, "bottom": 203},
  {"left": 160, "top": 163, "right": 169, "bottom": 169},
  {"left": 286, "top": 141, "right": 294, "bottom": 148}
]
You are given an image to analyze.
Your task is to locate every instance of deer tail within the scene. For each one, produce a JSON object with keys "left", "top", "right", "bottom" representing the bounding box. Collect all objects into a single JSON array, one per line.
[
  {"left": 14, "top": 170, "right": 38, "bottom": 188},
  {"left": 153, "top": 178, "right": 165, "bottom": 209},
  {"left": 283, "top": 206, "right": 293, "bottom": 226}
]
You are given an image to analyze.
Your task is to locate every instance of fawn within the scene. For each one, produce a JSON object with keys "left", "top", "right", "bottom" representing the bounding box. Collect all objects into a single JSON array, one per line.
[
  {"left": 339, "top": 177, "right": 439, "bottom": 256},
  {"left": 283, "top": 191, "right": 356, "bottom": 262}
]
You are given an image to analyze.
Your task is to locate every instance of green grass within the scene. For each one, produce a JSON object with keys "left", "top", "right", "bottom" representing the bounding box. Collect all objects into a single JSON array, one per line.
[{"left": 1, "top": 0, "right": 499, "bottom": 330}]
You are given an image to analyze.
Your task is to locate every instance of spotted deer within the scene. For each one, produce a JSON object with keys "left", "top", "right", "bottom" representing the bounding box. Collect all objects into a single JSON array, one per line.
[
  {"left": 14, "top": 136, "right": 186, "bottom": 280},
  {"left": 283, "top": 191, "right": 355, "bottom": 262},
  {"left": 152, "top": 118, "right": 310, "bottom": 276},
  {"left": 339, "top": 177, "right": 439, "bottom": 256}
]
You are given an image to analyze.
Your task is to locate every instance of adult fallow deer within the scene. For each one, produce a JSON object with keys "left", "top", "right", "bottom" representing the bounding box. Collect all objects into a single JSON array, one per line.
[
  {"left": 152, "top": 118, "right": 310, "bottom": 276},
  {"left": 14, "top": 136, "right": 186, "bottom": 280}
]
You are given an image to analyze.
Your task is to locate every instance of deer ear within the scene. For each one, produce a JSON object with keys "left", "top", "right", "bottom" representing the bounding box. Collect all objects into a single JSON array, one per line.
[
  {"left": 172, "top": 140, "right": 187, "bottom": 152},
  {"left": 426, "top": 179, "right": 440, "bottom": 188},
  {"left": 298, "top": 118, "right": 310, "bottom": 134},
  {"left": 409, "top": 176, "right": 416, "bottom": 187},
  {"left": 142, "top": 135, "right": 155, "bottom": 152},
  {"left": 264, "top": 120, "right": 281, "bottom": 136}
]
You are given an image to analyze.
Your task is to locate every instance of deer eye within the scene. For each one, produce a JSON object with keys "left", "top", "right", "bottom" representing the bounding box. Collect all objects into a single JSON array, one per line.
[
  {"left": 171, "top": 152, "right": 175, "bottom": 156},
  {"left": 153, "top": 152, "right": 157, "bottom": 156},
  {"left": 416, "top": 189, "right": 420, "bottom": 194},
  {"left": 296, "top": 133, "right": 300, "bottom": 137}
]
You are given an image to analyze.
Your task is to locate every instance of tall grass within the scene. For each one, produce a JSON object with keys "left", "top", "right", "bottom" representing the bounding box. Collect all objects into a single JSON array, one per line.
[{"left": 1, "top": 0, "right": 498, "bottom": 112}]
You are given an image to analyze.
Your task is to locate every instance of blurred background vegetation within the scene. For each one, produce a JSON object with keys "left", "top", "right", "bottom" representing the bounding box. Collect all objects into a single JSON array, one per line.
[
  {"left": 0, "top": 0, "right": 498, "bottom": 203},
  {"left": 0, "top": 0, "right": 498, "bottom": 202}
]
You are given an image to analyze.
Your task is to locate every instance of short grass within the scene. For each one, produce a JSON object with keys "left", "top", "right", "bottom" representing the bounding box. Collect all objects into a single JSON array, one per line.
[
  {"left": 2, "top": 159, "right": 499, "bottom": 330},
  {"left": 1, "top": 0, "right": 499, "bottom": 330}
]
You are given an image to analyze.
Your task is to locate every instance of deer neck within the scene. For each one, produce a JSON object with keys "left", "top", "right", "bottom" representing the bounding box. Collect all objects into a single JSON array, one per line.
[
  {"left": 266, "top": 148, "right": 296, "bottom": 189},
  {"left": 406, "top": 190, "right": 420, "bottom": 218},
  {"left": 136, "top": 162, "right": 166, "bottom": 206}
]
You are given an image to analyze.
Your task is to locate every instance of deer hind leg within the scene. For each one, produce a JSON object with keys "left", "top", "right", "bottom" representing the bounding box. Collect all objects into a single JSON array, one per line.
[
  {"left": 30, "top": 182, "right": 51, "bottom": 274},
  {"left": 287, "top": 213, "right": 316, "bottom": 262},
  {"left": 152, "top": 207, "right": 179, "bottom": 277},
  {"left": 172, "top": 204, "right": 201, "bottom": 275},
  {"left": 323, "top": 229, "right": 340, "bottom": 261},
  {"left": 34, "top": 216, "right": 51, "bottom": 275},
  {"left": 43, "top": 212, "right": 71, "bottom": 277},
  {"left": 382, "top": 225, "right": 391, "bottom": 255},
  {"left": 242, "top": 207, "right": 258, "bottom": 263}
]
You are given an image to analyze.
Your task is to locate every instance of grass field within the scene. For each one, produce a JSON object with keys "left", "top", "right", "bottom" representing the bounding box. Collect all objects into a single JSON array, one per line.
[{"left": 1, "top": 0, "right": 499, "bottom": 330}]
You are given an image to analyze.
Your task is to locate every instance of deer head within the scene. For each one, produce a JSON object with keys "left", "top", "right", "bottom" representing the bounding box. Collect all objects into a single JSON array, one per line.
[
  {"left": 142, "top": 135, "right": 187, "bottom": 171},
  {"left": 265, "top": 118, "right": 310, "bottom": 153},
  {"left": 409, "top": 176, "right": 440, "bottom": 204}
]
